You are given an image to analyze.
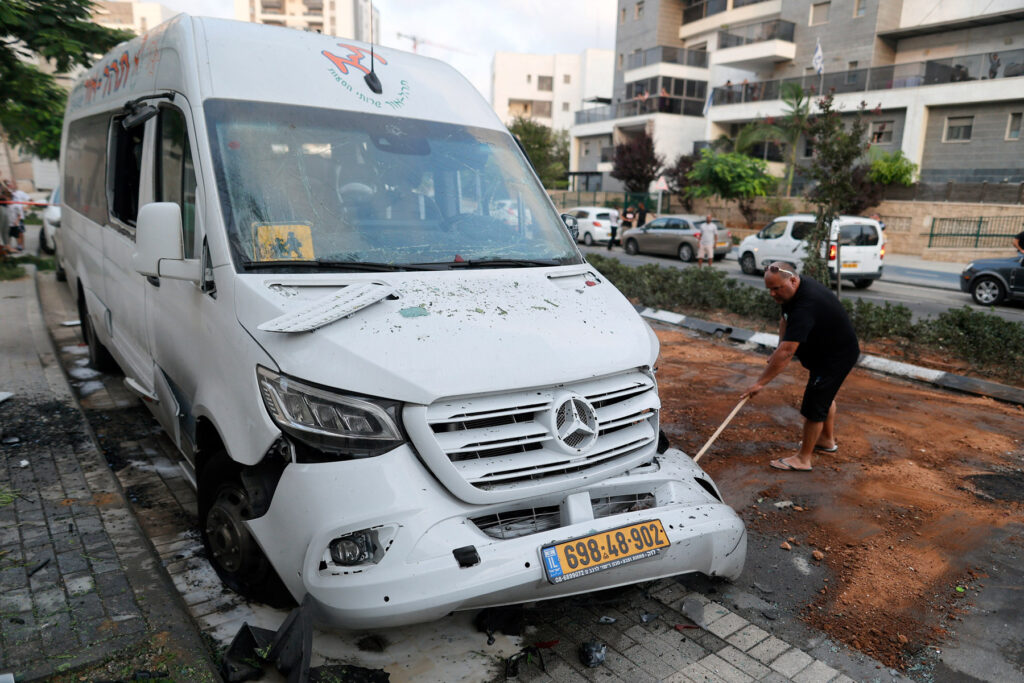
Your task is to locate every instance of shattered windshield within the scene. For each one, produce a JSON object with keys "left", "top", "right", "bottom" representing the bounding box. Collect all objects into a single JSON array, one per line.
[{"left": 204, "top": 99, "right": 581, "bottom": 271}]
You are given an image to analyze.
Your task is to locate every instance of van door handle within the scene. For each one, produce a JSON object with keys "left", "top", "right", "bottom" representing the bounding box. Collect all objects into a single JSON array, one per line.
[{"left": 146, "top": 276, "right": 160, "bottom": 287}]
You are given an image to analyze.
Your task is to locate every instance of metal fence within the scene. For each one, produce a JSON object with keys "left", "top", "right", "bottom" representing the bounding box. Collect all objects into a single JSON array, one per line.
[{"left": 928, "top": 216, "right": 1024, "bottom": 248}]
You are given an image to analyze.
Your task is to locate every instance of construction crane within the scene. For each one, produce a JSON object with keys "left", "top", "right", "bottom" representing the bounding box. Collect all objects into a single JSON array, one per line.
[{"left": 396, "top": 32, "right": 472, "bottom": 55}]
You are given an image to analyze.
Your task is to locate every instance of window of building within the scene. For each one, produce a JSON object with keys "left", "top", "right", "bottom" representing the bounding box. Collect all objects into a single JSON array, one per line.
[
  {"left": 109, "top": 116, "right": 146, "bottom": 226},
  {"left": 534, "top": 100, "right": 552, "bottom": 117},
  {"left": 583, "top": 141, "right": 590, "bottom": 156},
  {"left": 870, "top": 120, "right": 893, "bottom": 144},
  {"left": 538, "top": 75, "right": 553, "bottom": 91},
  {"left": 563, "top": 74, "right": 571, "bottom": 84},
  {"left": 854, "top": 0, "right": 866, "bottom": 17},
  {"left": 846, "top": 61, "right": 858, "bottom": 84},
  {"left": 635, "top": 1, "right": 644, "bottom": 20},
  {"left": 810, "top": 2, "right": 830, "bottom": 25},
  {"left": 156, "top": 107, "right": 197, "bottom": 258},
  {"left": 562, "top": 102, "right": 570, "bottom": 111},
  {"left": 1007, "top": 113, "right": 1022, "bottom": 140},
  {"left": 620, "top": 7, "right": 626, "bottom": 23},
  {"left": 805, "top": 67, "right": 816, "bottom": 76},
  {"left": 526, "top": 74, "right": 532, "bottom": 83},
  {"left": 618, "top": 53, "right": 624, "bottom": 70},
  {"left": 944, "top": 116, "right": 973, "bottom": 142},
  {"left": 803, "top": 137, "right": 814, "bottom": 158}
]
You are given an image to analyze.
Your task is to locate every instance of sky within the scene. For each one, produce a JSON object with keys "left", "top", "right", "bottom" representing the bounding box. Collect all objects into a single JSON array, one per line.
[{"left": 153, "top": 0, "right": 618, "bottom": 100}]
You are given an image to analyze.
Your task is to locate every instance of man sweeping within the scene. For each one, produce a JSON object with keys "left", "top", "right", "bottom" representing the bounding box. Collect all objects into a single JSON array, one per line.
[{"left": 741, "top": 262, "right": 860, "bottom": 472}]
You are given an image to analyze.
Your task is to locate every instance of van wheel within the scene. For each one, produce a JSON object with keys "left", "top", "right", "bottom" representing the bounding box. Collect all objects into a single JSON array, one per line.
[
  {"left": 200, "top": 456, "right": 293, "bottom": 607},
  {"left": 625, "top": 239, "right": 639, "bottom": 255},
  {"left": 678, "top": 243, "right": 695, "bottom": 262},
  {"left": 739, "top": 253, "right": 757, "bottom": 275},
  {"left": 77, "top": 293, "right": 117, "bottom": 373},
  {"left": 853, "top": 279, "right": 873, "bottom": 289},
  {"left": 583, "top": 232, "right": 594, "bottom": 246}
]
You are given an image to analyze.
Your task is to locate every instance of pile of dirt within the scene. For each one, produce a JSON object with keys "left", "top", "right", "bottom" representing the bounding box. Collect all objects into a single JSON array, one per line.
[{"left": 653, "top": 327, "right": 1024, "bottom": 670}]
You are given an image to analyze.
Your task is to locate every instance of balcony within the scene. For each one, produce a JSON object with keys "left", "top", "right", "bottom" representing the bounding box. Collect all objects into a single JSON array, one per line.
[
  {"left": 626, "top": 46, "right": 709, "bottom": 71},
  {"left": 682, "top": 0, "right": 728, "bottom": 25},
  {"left": 713, "top": 19, "right": 795, "bottom": 67},
  {"left": 708, "top": 47, "right": 1024, "bottom": 108},
  {"left": 574, "top": 96, "right": 705, "bottom": 125}
]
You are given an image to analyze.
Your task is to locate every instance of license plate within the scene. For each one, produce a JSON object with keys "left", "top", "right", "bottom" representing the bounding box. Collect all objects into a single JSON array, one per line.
[
  {"left": 716, "top": 242, "right": 727, "bottom": 247},
  {"left": 540, "top": 520, "right": 669, "bottom": 584},
  {"left": 842, "top": 261, "right": 859, "bottom": 268}
]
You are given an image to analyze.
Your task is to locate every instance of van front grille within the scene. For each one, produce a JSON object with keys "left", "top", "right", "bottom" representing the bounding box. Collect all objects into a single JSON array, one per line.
[{"left": 472, "top": 492, "right": 657, "bottom": 540}]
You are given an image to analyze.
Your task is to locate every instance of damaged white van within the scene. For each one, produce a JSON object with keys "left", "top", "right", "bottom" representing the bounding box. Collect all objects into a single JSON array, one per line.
[{"left": 59, "top": 15, "right": 745, "bottom": 628}]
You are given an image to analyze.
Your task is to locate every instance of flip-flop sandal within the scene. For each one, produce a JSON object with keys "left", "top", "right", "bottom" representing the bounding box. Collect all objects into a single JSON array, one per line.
[
  {"left": 813, "top": 444, "right": 838, "bottom": 453},
  {"left": 770, "top": 458, "right": 812, "bottom": 472}
]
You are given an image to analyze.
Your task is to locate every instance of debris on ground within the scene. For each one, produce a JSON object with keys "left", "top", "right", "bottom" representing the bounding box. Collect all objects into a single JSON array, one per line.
[
  {"left": 504, "top": 643, "right": 549, "bottom": 678},
  {"left": 779, "top": 541, "right": 792, "bottom": 551},
  {"left": 0, "top": 391, "right": 12, "bottom": 405},
  {"left": 640, "top": 613, "right": 660, "bottom": 623},
  {"left": 597, "top": 616, "right": 617, "bottom": 624},
  {"left": 578, "top": 641, "right": 606, "bottom": 668},
  {"left": 680, "top": 597, "right": 708, "bottom": 628},
  {"left": 60, "top": 319, "right": 80, "bottom": 326},
  {"left": 474, "top": 606, "right": 525, "bottom": 646},
  {"left": 812, "top": 550, "right": 825, "bottom": 561}
]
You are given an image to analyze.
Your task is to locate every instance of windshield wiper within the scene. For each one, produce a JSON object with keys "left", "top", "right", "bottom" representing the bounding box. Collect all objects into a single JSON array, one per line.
[
  {"left": 243, "top": 260, "right": 441, "bottom": 272},
  {"left": 429, "top": 258, "right": 565, "bottom": 269}
]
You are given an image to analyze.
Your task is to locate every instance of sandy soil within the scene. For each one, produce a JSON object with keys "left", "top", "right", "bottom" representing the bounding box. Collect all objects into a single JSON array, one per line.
[{"left": 654, "top": 327, "right": 1024, "bottom": 669}]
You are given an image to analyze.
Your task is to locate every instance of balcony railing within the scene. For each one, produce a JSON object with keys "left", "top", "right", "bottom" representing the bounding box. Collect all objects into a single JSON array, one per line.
[
  {"left": 683, "top": 0, "right": 772, "bottom": 24},
  {"left": 718, "top": 19, "right": 794, "bottom": 49},
  {"left": 709, "top": 47, "right": 1024, "bottom": 107},
  {"left": 626, "top": 45, "right": 709, "bottom": 70},
  {"left": 574, "top": 96, "right": 705, "bottom": 125}
]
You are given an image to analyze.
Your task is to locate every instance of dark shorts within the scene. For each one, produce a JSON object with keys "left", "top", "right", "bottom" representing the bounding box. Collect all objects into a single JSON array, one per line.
[
  {"left": 800, "top": 364, "right": 855, "bottom": 422},
  {"left": 9, "top": 222, "right": 25, "bottom": 239}
]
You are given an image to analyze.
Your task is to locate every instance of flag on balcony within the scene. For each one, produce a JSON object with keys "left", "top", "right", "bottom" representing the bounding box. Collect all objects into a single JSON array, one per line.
[
  {"left": 702, "top": 87, "right": 713, "bottom": 116},
  {"left": 812, "top": 38, "right": 825, "bottom": 75}
]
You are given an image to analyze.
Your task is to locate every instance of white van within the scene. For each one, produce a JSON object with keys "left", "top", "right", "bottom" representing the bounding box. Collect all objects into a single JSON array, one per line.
[
  {"left": 737, "top": 214, "right": 885, "bottom": 288},
  {"left": 59, "top": 16, "right": 745, "bottom": 628}
]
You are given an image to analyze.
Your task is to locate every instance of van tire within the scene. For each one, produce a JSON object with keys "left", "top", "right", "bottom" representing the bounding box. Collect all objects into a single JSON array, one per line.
[
  {"left": 739, "top": 252, "right": 757, "bottom": 275},
  {"left": 200, "top": 456, "right": 294, "bottom": 608},
  {"left": 78, "top": 293, "right": 117, "bottom": 373},
  {"left": 853, "top": 279, "right": 874, "bottom": 289},
  {"left": 625, "top": 239, "right": 639, "bottom": 255}
]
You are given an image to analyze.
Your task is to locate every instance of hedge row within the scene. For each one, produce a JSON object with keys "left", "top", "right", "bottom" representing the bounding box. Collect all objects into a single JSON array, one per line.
[{"left": 586, "top": 254, "right": 1024, "bottom": 381}]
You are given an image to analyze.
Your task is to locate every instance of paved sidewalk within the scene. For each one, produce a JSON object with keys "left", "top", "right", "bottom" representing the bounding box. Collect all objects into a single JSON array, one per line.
[{"left": 0, "top": 266, "right": 217, "bottom": 681}]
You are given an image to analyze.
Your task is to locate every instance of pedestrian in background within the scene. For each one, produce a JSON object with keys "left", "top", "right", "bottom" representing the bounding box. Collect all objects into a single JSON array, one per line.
[
  {"left": 741, "top": 262, "right": 861, "bottom": 472},
  {"left": 696, "top": 214, "right": 718, "bottom": 267},
  {"left": 1013, "top": 224, "right": 1024, "bottom": 256},
  {"left": 10, "top": 183, "right": 29, "bottom": 253},
  {"left": 607, "top": 217, "right": 618, "bottom": 250},
  {"left": 637, "top": 200, "right": 648, "bottom": 227}
]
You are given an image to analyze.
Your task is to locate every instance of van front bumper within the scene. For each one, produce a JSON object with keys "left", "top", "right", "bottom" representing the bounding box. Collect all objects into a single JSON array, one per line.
[{"left": 247, "top": 446, "right": 746, "bottom": 629}]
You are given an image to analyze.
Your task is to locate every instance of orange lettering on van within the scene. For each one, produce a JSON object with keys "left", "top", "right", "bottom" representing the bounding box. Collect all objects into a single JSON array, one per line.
[{"left": 322, "top": 44, "right": 387, "bottom": 76}]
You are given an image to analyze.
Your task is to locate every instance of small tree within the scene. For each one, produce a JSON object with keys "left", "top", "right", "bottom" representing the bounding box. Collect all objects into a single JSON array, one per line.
[
  {"left": 665, "top": 153, "right": 698, "bottom": 212},
  {"left": 508, "top": 116, "right": 568, "bottom": 188},
  {"left": 802, "top": 94, "right": 871, "bottom": 286},
  {"left": 735, "top": 83, "right": 812, "bottom": 197},
  {"left": 611, "top": 131, "right": 663, "bottom": 193},
  {"left": 0, "top": 0, "right": 133, "bottom": 159},
  {"left": 687, "top": 148, "right": 773, "bottom": 227},
  {"left": 868, "top": 149, "right": 918, "bottom": 186}
]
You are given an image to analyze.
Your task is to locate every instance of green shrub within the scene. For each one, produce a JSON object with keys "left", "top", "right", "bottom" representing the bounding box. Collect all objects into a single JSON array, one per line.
[
  {"left": 842, "top": 298, "right": 916, "bottom": 341},
  {"left": 922, "top": 306, "right": 1024, "bottom": 375}
]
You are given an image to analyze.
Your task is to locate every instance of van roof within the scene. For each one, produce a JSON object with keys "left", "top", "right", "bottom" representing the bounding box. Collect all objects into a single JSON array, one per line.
[
  {"left": 776, "top": 214, "right": 881, "bottom": 225},
  {"left": 67, "top": 15, "right": 501, "bottom": 130}
]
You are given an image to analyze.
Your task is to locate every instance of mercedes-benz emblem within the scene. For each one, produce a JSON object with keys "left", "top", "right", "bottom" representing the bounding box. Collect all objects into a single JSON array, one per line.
[{"left": 550, "top": 393, "right": 599, "bottom": 454}]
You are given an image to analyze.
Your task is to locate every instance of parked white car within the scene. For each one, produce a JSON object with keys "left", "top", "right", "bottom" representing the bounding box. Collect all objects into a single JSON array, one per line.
[
  {"left": 737, "top": 214, "right": 885, "bottom": 288},
  {"left": 59, "top": 15, "right": 745, "bottom": 628},
  {"left": 40, "top": 184, "right": 61, "bottom": 256},
  {"left": 565, "top": 206, "right": 620, "bottom": 245}
]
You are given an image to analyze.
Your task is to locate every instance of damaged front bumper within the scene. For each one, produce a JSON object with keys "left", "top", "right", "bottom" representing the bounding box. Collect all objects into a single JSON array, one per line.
[{"left": 247, "top": 446, "right": 746, "bottom": 629}]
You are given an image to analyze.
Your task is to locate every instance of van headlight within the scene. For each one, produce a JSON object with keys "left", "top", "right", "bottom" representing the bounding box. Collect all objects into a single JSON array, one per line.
[{"left": 257, "top": 366, "right": 405, "bottom": 459}]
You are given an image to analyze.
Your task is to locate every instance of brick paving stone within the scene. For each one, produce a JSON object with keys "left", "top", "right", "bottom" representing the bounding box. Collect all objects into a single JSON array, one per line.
[
  {"left": 680, "top": 661, "right": 726, "bottom": 683},
  {"left": 792, "top": 659, "right": 840, "bottom": 683},
  {"left": 770, "top": 648, "right": 815, "bottom": 678},
  {"left": 706, "top": 612, "right": 748, "bottom": 639},
  {"left": 747, "top": 635, "right": 791, "bottom": 665},
  {"left": 703, "top": 601, "right": 730, "bottom": 623},
  {"left": 831, "top": 675, "right": 856, "bottom": 683},
  {"left": 725, "top": 624, "right": 770, "bottom": 652},
  {"left": 2, "top": 610, "right": 37, "bottom": 644},
  {"left": 70, "top": 590, "right": 106, "bottom": 621},
  {"left": 759, "top": 673, "right": 793, "bottom": 683},
  {"left": 715, "top": 645, "right": 772, "bottom": 680},
  {"left": 0, "top": 587, "right": 33, "bottom": 613},
  {"left": 602, "top": 648, "right": 659, "bottom": 683},
  {"left": 690, "top": 629, "right": 731, "bottom": 654},
  {"left": 57, "top": 549, "right": 90, "bottom": 575},
  {"left": 33, "top": 585, "right": 69, "bottom": 616},
  {"left": 95, "top": 569, "right": 131, "bottom": 597},
  {"left": 621, "top": 642, "right": 679, "bottom": 679},
  {"left": 63, "top": 571, "right": 95, "bottom": 596},
  {"left": 692, "top": 653, "right": 755, "bottom": 683}
]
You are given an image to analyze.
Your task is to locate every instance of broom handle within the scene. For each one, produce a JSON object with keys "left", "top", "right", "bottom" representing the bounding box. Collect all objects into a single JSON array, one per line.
[{"left": 693, "top": 396, "right": 749, "bottom": 463}]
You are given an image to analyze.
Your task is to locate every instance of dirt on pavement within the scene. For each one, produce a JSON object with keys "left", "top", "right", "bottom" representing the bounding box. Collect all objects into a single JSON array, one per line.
[{"left": 654, "top": 326, "right": 1024, "bottom": 671}]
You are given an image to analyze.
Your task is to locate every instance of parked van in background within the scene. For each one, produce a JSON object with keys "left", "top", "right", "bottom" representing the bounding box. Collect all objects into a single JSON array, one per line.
[
  {"left": 59, "top": 16, "right": 745, "bottom": 628},
  {"left": 737, "top": 214, "right": 885, "bottom": 288}
]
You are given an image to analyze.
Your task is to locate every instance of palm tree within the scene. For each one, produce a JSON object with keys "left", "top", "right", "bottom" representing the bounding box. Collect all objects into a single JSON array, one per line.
[{"left": 733, "top": 83, "right": 812, "bottom": 197}]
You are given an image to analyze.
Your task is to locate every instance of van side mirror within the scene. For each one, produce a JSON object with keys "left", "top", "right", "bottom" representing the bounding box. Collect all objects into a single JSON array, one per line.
[
  {"left": 133, "top": 202, "right": 201, "bottom": 281},
  {"left": 561, "top": 213, "right": 579, "bottom": 241}
]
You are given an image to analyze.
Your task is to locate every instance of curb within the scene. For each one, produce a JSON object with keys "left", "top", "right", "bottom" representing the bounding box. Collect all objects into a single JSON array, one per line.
[
  {"left": 27, "top": 266, "right": 220, "bottom": 680},
  {"left": 638, "top": 306, "right": 1024, "bottom": 407}
]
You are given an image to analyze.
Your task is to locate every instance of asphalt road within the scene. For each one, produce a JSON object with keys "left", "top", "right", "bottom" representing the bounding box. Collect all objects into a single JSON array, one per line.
[{"left": 580, "top": 245, "right": 1024, "bottom": 325}]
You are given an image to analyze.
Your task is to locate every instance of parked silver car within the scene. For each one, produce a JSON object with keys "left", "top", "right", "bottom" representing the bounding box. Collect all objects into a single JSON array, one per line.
[{"left": 622, "top": 214, "right": 732, "bottom": 261}]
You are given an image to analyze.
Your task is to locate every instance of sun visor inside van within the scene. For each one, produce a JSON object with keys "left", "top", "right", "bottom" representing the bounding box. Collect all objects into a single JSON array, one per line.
[{"left": 258, "top": 282, "right": 395, "bottom": 333}]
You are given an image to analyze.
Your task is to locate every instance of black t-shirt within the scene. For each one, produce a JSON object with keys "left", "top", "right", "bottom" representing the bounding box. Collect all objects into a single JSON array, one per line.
[
  {"left": 637, "top": 208, "right": 647, "bottom": 225},
  {"left": 782, "top": 276, "right": 860, "bottom": 373},
  {"left": 1015, "top": 230, "right": 1024, "bottom": 250}
]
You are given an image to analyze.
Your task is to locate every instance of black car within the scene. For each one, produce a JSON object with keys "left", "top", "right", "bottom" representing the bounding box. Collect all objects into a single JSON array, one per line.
[{"left": 960, "top": 255, "right": 1024, "bottom": 305}]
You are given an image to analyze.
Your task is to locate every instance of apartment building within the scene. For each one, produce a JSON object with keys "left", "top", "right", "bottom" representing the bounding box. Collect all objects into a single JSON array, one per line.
[
  {"left": 92, "top": 0, "right": 176, "bottom": 33},
  {"left": 572, "top": 0, "right": 1024, "bottom": 192},
  {"left": 233, "top": 0, "right": 379, "bottom": 40},
  {"left": 491, "top": 50, "right": 614, "bottom": 132}
]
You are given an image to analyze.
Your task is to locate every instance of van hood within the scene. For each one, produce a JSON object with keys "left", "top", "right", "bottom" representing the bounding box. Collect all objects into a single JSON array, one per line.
[{"left": 234, "top": 266, "right": 656, "bottom": 405}]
